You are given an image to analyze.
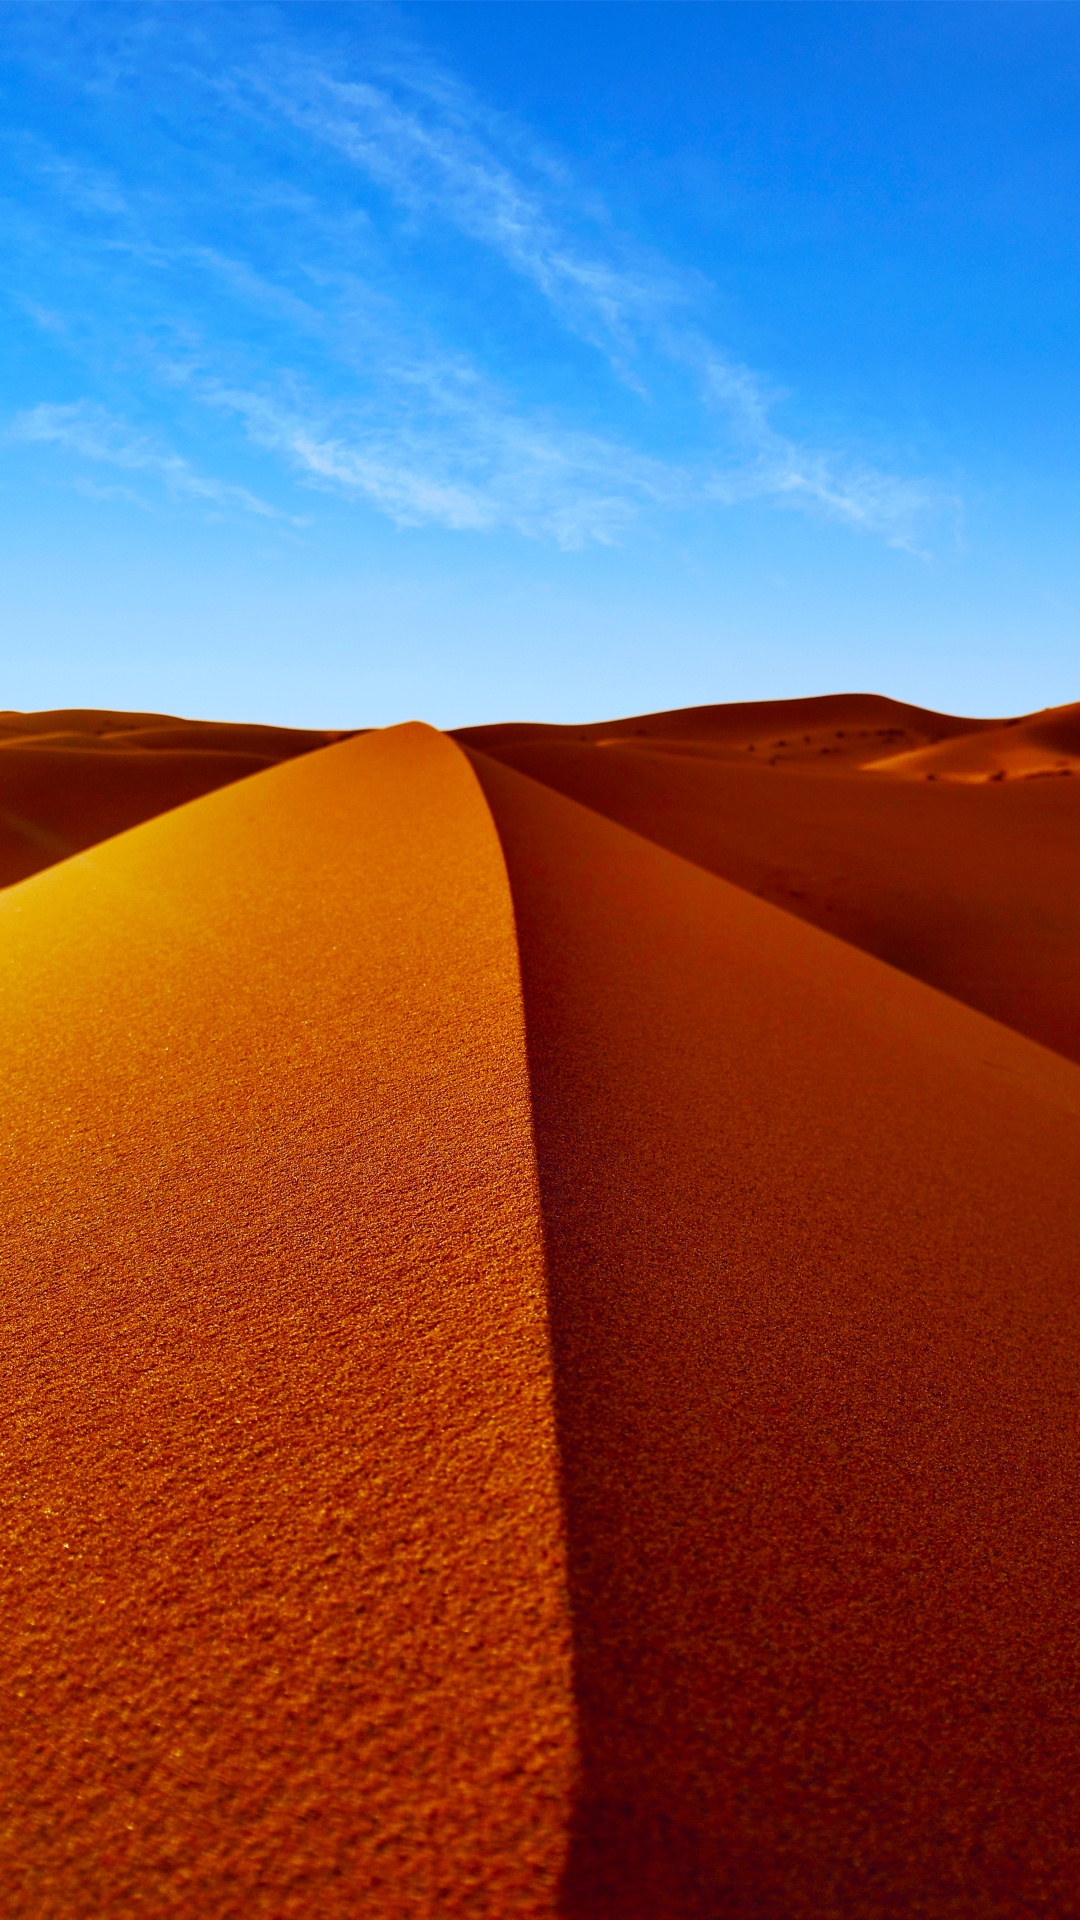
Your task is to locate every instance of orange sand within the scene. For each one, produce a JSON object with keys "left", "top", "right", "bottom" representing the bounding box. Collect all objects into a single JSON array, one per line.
[
  {"left": 2, "top": 700, "right": 1079, "bottom": 1914},
  {"left": 458, "top": 695, "right": 1080, "bottom": 1063},
  {"left": 863, "top": 701, "right": 1080, "bottom": 782},
  {"left": 0, "top": 724, "right": 574, "bottom": 1918},
  {"left": 470, "top": 747, "right": 1080, "bottom": 1916},
  {"left": 0, "top": 709, "right": 353, "bottom": 889}
]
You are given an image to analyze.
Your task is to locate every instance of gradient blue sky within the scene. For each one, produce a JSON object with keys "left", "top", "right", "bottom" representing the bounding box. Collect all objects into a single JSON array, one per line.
[{"left": 2, "top": 1, "right": 1078, "bottom": 727}]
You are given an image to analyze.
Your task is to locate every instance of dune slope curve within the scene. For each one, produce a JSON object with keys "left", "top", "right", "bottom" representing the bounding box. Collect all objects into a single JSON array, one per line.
[
  {"left": 468, "top": 749, "right": 1080, "bottom": 1919},
  {"left": 0, "top": 724, "right": 574, "bottom": 1918},
  {"left": 460, "top": 706, "right": 1080, "bottom": 1066},
  {"left": 0, "top": 709, "right": 354, "bottom": 891}
]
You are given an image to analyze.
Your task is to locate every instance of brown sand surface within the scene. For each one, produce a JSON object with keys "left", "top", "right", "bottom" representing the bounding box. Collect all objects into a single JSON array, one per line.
[
  {"left": 458, "top": 698, "right": 1080, "bottom": 1063},
  {"left": 469, "top": 747, "right": 1080, "bottom": 1917},
  {"left": 457, "top": 691, "right": 993, "bottom": 769},
  {"left": 3, "top": 706, "right": 1080, "bottom": 1913},
  {"left": 0, "top": 709, "right": 352, "bottom": 890},
  {"left": 0, "top": 723, "right": 574, "bottom": 1918},
  {"left": 863, "top": 701, "right": 1080, "bottom": 782}
]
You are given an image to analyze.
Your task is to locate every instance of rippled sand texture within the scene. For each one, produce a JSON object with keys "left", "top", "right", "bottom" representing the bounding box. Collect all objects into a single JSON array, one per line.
[{"left": 3, "top": 708, "right": 1080, "bottom": 1916}]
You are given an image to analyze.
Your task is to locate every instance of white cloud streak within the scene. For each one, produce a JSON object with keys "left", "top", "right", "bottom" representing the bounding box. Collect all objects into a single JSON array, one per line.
[
  {"left": 260, "top": 59, "right": 673, "bottom": 368},
  {"left": 179, "top": 362, "right": 683, "bottom": 548},
  {"left": 3, "top": 10, "right": 955, "bottom": 552},
  {"left": 240, "top": 38, "right": 952, "bottom": 550},
  {"left": 10, "top": 401, "right": 284, "bottom": 519}
]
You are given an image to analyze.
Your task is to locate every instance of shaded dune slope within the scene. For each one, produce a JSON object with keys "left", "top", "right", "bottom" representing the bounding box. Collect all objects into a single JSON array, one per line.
[
  {"left": 3, "top": 717, "right": 1079, "bottom": 1914},
  {"left": 469, "top": 748, "right": 1080, "bottom": 1918},
  {"left": 0, "top": 724, "right": 574, "bottom": 1919},
  {"left": 459, "top": 697, "right": 1080, "bottom": 1064},
  {"left": 0, "top": 709, "right": 354, "bottom": 890},
  {"left": 456, "top": 691, "right": 991, "bottom": 764},
  {"left": 7, "top": 695, "right": 1078, "bottom": 1063}
]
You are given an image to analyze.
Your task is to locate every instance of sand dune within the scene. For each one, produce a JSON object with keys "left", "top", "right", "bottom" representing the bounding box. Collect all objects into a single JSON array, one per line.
[
  {"left": 2, "top": 706, "right": 1078, "bottom": 1914},
  {"left": 1, "top": 725, "right": 574, "bottom": 1917},
  {"left": 863, "top": 700, "right": 1080, "bottom": 782},
  {"left": 469, "top": 745, "right": 1080, "bottom": 1916},
  {"left": 459, "top": 691, "right": 993, "bottom": 770},
  {"left": 459, "top": 695, "right": 1080, "bottom": 1064},
  {"left": 0, "top": 708, "right": 352, "bottom": 889}
]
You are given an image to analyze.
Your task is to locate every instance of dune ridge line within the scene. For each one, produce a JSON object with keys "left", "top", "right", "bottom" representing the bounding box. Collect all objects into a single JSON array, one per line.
[
  {"left": 0, "top": 721, "right": 576, "bottom": 1918},
  {"left": 469, "top": 744, "right": 1080, "bottom": 1917}
]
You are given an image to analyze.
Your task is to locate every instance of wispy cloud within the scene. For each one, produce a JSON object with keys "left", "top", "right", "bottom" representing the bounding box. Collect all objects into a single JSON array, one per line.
[
  {"left": 255, "top": 55, "right": 676, "bottom": 370},
  {"left": 696, "top": 354, "right": 946, "bottom": 550},
  {"left": 10, "top": 402, "right": 284, "bottom": 519},
  {"left": 184, "top": 366, "right": 682, "bottom": 547},
  {"left": 237, "top": 33, "right": 951, "bottom": 549},
  {"left": 0, "top": 7, "right": 955, "bottom": 553}
]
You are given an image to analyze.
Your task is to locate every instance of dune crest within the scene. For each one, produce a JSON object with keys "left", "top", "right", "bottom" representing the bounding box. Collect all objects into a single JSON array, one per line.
[
  {"left": 458, "top": 692, "right": 991, "bottom": 771},
  {"left": 469, "top": 745, "right": 1080, "bottom": 1916},
  {"left": 0, "top": 723, "right": 574, "bottom": 1917},
  {"left": 0, "top": 708, "right": 355, "bottom": 891},
  {"left": 863, "top": 700, "right": 1080, "bottom": 781},
  {"left": 460, "top": 694, "right": 1080, "bottom": 1064},
  {"left": 3, "top": 698, "right": 1079, "bottom": 1912}
]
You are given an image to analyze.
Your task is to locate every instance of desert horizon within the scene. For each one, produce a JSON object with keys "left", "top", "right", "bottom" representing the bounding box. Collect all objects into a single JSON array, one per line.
[
  {"left": 4, "top": 689, "right": 1078, "bottom": 1060},
  {"left": 5, "top": 0, "right": 1079, "bottom": 1909}
]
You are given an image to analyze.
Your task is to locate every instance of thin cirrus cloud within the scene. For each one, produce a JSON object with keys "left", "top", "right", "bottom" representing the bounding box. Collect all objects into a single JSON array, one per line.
[
  {"left": 3, "top": 8, "right": 952, "bottom": 553},
  {"left": 10, "top": 402, "right": 285, "bottom": 520},
  {"left": 175, "top": 359, "right": 686, "bottom": 547},
  {"left": 244, "top": 37, "right": 951, "bottom": 549},
  {"left": 252, "top": 51, "right": 676, "bottom": 370}
]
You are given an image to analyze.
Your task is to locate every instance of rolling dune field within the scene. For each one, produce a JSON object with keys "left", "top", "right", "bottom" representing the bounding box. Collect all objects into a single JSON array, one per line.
[
  {"left": 457, "top": 695, "right": 1080, "bottom": 1063},
  {"left": 0, "top": 709, "right": 355, "bottom": 890},
  {"left": 2, "top": 700, "right": 1078, "bottom": 1915}
]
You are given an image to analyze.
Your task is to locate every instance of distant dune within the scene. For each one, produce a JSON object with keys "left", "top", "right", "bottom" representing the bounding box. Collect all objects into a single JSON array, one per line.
[
  {"left": 0, "top": 707, "right": 356, "bottom": 889},
  {"left": 2, "top": 702, "right": 1078, "bottom": 1914},
  {"left": 457, "top": 694, "right": 1080, "bottom": 1064},
  {"left": 863, "top": 701, "right": 1080, "bottom": 782}
]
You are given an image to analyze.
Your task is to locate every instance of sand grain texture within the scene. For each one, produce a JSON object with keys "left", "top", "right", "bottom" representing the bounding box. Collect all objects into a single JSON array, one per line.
[
  {"left": 469, "top": 749, "right": 1080, "bottom": 1918},
  {"left": 3, "top": 698, "right": 1079, "bottom": 1916},
  {"left": 0, "top": 723, "right": 574, "bottom": 1918}
]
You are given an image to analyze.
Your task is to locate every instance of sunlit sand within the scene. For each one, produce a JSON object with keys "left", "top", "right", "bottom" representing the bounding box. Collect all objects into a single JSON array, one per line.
[{"left": 3, "top": 703, "right": 1078, "bottom": 1914}]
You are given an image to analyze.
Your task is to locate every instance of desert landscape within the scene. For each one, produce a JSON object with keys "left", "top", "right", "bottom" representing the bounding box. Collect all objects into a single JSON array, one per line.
[{"left": 2, "top": 696, "right": 1079, "bottom": 1915}]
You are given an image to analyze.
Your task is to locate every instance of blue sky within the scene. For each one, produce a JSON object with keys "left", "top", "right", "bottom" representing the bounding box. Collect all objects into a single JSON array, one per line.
[{"left": 1, "top": 2, "right": 1078, "bottom": 727}]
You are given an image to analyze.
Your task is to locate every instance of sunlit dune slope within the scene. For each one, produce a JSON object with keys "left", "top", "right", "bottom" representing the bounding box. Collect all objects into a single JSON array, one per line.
[
  {"left": 4, "top": 708, "right": 1080, "bottom": 1915},
  {"left": 10, "top": 694, "right": 1077, "bottom": 1064},
  {"left": 459, "top": 697, "right": 1080, "bottom": 1064},
  {"left": 469, "top": 747, "right": 1080, "bottom": 1919},
  {"left": 0, "top": 708, "right": 355, "bottom": 890},
  {"left": 864, "top": 699, "right": 1080, "bottom": 782},
  {"left": 0, "top": 724, "right": 574, "bottom": 1919}
]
